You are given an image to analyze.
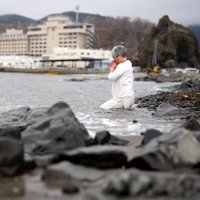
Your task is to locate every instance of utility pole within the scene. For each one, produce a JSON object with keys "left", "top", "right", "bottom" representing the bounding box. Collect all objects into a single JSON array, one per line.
[
  {"left": 152, "top": 39, "right": 158, "bottom": 67},
  {"left": 76, "top": 5, "right": 80, "bottom": 23}
]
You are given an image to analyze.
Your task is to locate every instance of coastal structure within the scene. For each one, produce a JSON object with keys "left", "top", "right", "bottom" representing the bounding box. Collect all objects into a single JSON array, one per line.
[
  {"left": 0, "top": 56, "right": 39, "bottom": 68},
  {"left": 41, "top": 47, "right": 112, "bottom": 69}
]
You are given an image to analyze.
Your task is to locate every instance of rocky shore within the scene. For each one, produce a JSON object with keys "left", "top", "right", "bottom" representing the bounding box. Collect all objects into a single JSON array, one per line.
[
  {"left": 1, "top": 72, "right": 200, "bottom": 200},
  {"left": 136, "top": 73, "right": 200, "bottom": 118}
]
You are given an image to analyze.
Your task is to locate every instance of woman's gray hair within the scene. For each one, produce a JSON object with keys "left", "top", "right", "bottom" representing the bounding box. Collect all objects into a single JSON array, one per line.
[{"left": 111, "top": 45, "right": 127, "bottom": 58}]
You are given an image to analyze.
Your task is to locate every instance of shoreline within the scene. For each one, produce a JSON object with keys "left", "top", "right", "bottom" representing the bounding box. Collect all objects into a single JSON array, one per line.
[
  {"left": 0, "top": 67, "right": 147, "bottom": 78},
  {"left": 0, "top": 74, "right": 200, "bottom": 199}
]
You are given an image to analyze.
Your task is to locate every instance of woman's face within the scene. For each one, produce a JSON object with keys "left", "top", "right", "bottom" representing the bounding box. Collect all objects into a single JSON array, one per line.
[{"left": 113, "top": 54, "right": 121, "bottom": 64}]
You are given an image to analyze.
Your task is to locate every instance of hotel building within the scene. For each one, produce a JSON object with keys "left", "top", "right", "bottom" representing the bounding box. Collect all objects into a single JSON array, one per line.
[
  {"left": 0, "top": 29, "right": 28, "bottom": 55},
  {"left": 0, "top": 15, "right": 95, "bottom": 57}
]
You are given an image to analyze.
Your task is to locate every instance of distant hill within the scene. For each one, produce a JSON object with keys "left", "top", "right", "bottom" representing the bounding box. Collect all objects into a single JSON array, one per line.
[
  {"left": 63, "top": 11, "right": 106, "bottom": 22},
  {"left": 0, "top": 14, "right": 35, "bottom": 24},
  {"left": 0, "top": 12, "right": 106, "bottom": 32},
  {"left": 137, "top": 15, "right": 200, "bottom": 68}
]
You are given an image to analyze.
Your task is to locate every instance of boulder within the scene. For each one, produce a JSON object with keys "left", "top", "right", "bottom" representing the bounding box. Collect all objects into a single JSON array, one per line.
[
  {"left": 181, "top": 118, "right": 200, "bottom": 131},
  {"left": 154, "top": 103, "right": 190, "bottom": 119},
  {"left": 58, "top": 145, "right": 127, "bottom": 169},
  {"left": 0, "top": 107, "right": 30, "bottom": 140},
  {"left": 93, "top": 131, "right": 129, "bottom": 146},
  {"left": 127, "top": 128, "right": 200, "bottom": 170},
  {"left": 42, "top": 161, "right": 105, "bottom": 181},
  {"left": 0, "top": 138, "right": 24, "bottom": 176},
  {"left": 103, "top": 171, "right": 200, "bottom": 198},
  {"left": 22, "top": 102, "right": 90, "bottom": 155},
  {"left": 140, "top": 129, "right": 163, "bottom": 145}
]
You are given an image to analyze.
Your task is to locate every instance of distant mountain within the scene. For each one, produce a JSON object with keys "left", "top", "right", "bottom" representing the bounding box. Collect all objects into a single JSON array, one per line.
[
  {"left": 0, "top": 14, "right": 35, "bottom": 24},
  {"left": 0, "top": 12, "right": 106, "bottom": 32},
  {"left": 39, "top": 11, "right": 106, "bottom": 23}
]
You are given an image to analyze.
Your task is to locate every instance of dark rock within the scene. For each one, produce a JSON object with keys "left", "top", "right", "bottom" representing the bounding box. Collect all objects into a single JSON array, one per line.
[
  {"left": 42, "top": 161, "right": 104, "bottom": 181},
  {"left": 22, "top": 102, "right": 90, "bottom": 155},
  {"left": 182, "top": 118, "right": 200, "bottom": 131},
  {"left": 103, "top": 171, "right": 200, "bottom": 198},
  {"left": 127, "top": 128, "right": 200, "bottom": 170},
  {"left": 30, "top": 154, "right": 59, "bottom": 168},
  {"left": 140, "top": 129, "right": 162, "bottom": 145},
  {"left": 103, "top": 172, "right": 154, "bottom": 196},
  {"left": 93, "top": 131, "right": 128, "bottom": 146},
  {"left": 0, "top": 126, "right": 25, "bottom": 140},
  {"left": 0, "top": 138, "right": 24, "bottom": 176},
  {"left": 154, "top": 103, "right": 190, "bottom": 119},
  {"left": 62, "top": 180, "right": 79, "bottom": 194},
  {"left": 58, "top": 145, "right": 127, "bottom": 169},
  {"left": 0, "top": 106, "right": 30, "bottom": 126},
  {"left": 0, "top": 107, "right": 30, "bottom": 139},
  {"left": 25, "top": 107, "right": 48, "bottom": 125}
]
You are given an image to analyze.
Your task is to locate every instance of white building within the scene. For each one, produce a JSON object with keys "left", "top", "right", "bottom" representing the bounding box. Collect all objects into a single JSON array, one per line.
[
  {"left": 0, "top": 15, "right": 95, "bottom": 57},
  {"left": 0, "top": 56, "right": 38, "bottom": 68},
  {"left": 0, "top": 29, "right": 28, "bottom": 55},
  {"left": 41, "top": 47, "right": 112, "bottom": 69},
  {"left": 27, "top": 15, "right": 94, "bottom": 56}
]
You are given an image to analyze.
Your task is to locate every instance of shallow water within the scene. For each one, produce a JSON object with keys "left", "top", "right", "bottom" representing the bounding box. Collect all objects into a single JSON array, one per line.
[{"left": 0, "top": 72, "right": 182, "bottom": 136}]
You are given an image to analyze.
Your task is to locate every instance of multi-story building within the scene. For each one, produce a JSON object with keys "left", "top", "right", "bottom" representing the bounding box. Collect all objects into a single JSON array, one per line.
[
  {"left": 27, "top": 15, "right": 94, "bottom": 56},
  {"left": 0, "top": 29, "right": 28, "bottom": 55},
  {"left": 0, "top": 15, "right": 95, "bottom": 57}
]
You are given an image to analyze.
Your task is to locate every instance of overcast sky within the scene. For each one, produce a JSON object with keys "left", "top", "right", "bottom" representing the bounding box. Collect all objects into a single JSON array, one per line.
[{"left": 0, "top": 0, "right": 199, "bottom": 26}]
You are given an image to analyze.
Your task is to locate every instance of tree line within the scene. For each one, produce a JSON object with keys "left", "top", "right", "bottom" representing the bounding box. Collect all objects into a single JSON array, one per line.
[{"left": 85, "top": 16, "right": 154, "bottom": 61}]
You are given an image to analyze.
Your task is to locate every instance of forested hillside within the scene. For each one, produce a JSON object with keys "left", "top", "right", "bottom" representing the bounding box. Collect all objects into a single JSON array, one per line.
[
  {"left": 188, "top": 25, "right": 200, "bottom": 47},
  {"left": 137, "top": 15, "right": 200, "bottom": 68}
]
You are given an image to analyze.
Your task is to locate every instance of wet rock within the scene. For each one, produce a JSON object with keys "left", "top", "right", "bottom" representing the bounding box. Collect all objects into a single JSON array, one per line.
[
  {"left": 58, "top": 145, "right": 127, "bottom": 169},
  {"left": 93, "top": 131, "right": 128, "bottom": 146},
  {"left": 140, "top": 129, "right": 162, "bottom": 145},
  {"left": 42, "top": 161, "right": 105, "bottom": 181},
  {"left": 62, "top": 180, "right": 79, "bottom": 194},
  {"left": 0, "top": 138, "right": 24, "bottom": 176},
  {"left": 0, "top": 107, "right": 30, "bottom": 139},
  {"left": 127, "top": 128, "right": 200, "bottom": 170},
  {"left": 0, "top": 106, "right": 30, "bottom": 126},
  {"left": 181, "top": 118, "right": 200, "bottom": 131},
  {"left": 25, "top": 107, "right": 48, "bottom": 125},
  {"left": 103, "top": 171, "right": 200, "bottom": 198},
  {"left": 22, "top": 102, "right": 90, "bottom": 155},
  {"left": 0, "top": 126, "right": 25, "bottom": 140},
  {"left": 154, "top": 103, "right": 191, "bottom": 119},
  {"left": 29, "top": 154, "right": 59, "bottom": 168},
  {"left": 177, "top": 79, "right": 200, "bottom": 92}
]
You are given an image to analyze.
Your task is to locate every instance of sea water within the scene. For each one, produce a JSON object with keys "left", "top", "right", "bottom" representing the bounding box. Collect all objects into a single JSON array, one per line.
[{"left": 0, "top": 72, "right": 182, "bottom": 137}]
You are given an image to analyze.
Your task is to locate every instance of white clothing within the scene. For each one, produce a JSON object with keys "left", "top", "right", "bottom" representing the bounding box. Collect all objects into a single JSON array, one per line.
[{"left": 100, "top": 60, "right": 134, "bottom": 110}]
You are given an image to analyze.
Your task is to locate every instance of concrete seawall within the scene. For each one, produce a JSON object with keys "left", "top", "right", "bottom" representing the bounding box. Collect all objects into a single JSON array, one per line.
[{"left": 0, "top": 67, "right": 147, "bottom": 78}]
